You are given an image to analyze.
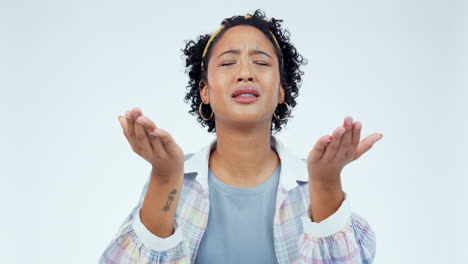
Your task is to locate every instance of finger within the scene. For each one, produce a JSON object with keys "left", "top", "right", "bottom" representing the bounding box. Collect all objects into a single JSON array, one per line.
[
  {"left": 353, "top": 133, "right": 382, "bottom": 161},
  {"left": 127, "top": 106, "right": 144, "bottom": 138},
  {"left": 350, "top": 121, "right": 361, "bottom": 153},
  {"left": 335, "top": 116, "right": 354, "bottom": 161},
  {"left": 134, "top": 117, "right": 154, "bottom": 155},
  {"left": 308, "top": 135, "right": 333, "bottom": 163},
  {"left": 125, "top": 110, "right": 137, "bottom": 137},
  {"left": 321, "top": 126, "right": 346, "bottom": 162},
  {"left": 118, "top": 115, "right": 129, "bottom": 138},
  {"left": 132, "top": 107, "right": 143, "bottom": 117},
  {"left": 120, "top": 112, "right": 141, "bottom": 153},
  {"left": 136, "top": 115, "right": 167, "bottom": 155}
]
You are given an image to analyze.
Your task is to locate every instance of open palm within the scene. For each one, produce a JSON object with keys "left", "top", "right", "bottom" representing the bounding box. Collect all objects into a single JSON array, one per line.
[{"left": 306, "top": 116, "right": 383, "bottom": 185}]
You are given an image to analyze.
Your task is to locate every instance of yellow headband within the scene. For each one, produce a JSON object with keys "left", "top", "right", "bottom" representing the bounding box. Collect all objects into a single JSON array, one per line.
[{"left": 200, "top": 15, "right": 283, "bottom": 70}]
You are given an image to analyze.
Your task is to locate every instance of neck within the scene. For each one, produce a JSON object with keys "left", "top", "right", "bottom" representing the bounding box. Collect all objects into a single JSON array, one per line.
[{"left": 209, "top": 120, "right": 280, "bottom": 187}]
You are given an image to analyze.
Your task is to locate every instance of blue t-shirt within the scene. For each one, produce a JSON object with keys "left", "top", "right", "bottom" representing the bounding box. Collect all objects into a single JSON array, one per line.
[{"left": 195, "top": 164, "right": 281, "bottom": 264}]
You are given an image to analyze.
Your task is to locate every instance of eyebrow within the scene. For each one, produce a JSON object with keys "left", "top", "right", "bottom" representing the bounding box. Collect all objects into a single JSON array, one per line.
[{"left": 216, "top": 49, "right": 272, "bottom": 59}]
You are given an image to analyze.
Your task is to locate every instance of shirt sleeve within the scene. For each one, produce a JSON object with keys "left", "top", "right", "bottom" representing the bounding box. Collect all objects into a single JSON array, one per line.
[
  {"left": 297, "top": 192, "right": 377, "bottom": 263},
  {"left": 98, "top": 171, "right": 191, "bottom": 264}
]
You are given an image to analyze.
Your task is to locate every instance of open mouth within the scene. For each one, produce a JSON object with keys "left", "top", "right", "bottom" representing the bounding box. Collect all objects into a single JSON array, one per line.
[
  {"left": 232, "top": 94, "right": 258, "bottom": 103},
  {"left": 232, "top": 94, "right": 258, "bottom": 98},
  {"left": 231, "top": 86, "right": 260, "bottom": 98}
]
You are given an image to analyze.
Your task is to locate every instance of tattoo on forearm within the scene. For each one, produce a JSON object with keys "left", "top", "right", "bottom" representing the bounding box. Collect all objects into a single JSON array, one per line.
[{"left": 162, "top": 189, "right": 177, "bottom": 212}]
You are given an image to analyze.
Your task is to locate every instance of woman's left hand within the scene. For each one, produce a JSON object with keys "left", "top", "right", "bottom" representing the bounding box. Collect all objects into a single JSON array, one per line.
[{"left": 306, "top": 116, "right": 383, "bottom": 187}]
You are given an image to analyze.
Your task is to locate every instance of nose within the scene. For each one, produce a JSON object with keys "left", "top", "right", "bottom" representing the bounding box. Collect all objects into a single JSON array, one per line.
[
  {"left": 237, "top": 76, "right": 254, "bottom": 82},
  {"left": 236, "top": 60, "right": 254, "bottom": 83}
]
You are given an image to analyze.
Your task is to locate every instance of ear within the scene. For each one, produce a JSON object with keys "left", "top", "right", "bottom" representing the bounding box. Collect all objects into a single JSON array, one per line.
[
  {"left": 199, "top": 80, "right": 209, "bottom": 103},
  {"left": 278, "top": 84, "right": 285, "bottom": 103}
]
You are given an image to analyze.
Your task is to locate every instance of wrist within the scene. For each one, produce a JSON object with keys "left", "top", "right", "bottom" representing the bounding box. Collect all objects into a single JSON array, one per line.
[
  {"left": 151, "top": 167, "right": 184, "bottom": 185},
  {"left": 309, "top": 177, "right": 343, "bottom": 192}
]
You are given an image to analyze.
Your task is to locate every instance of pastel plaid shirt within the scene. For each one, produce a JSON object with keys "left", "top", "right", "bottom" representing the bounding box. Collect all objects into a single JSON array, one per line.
[{"left": 99, "top": 136, "right": 376, "bottom": 263}]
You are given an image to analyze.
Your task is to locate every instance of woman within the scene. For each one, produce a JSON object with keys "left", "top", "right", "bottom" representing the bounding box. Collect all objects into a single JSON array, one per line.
[{"left": 100, "top": 9, "right": 381, "bottom": 263}]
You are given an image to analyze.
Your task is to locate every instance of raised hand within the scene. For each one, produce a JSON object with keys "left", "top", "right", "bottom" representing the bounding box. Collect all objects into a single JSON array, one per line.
[
  {"left": 118, "top": 107, "right": 184, "bottom": 180},
  {"left": 306, "top": 116, "right": 383, "bottom": 187}
]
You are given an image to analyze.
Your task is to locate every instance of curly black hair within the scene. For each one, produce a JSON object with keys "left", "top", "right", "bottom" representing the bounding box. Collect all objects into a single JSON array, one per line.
[{"left": 181, "top": 9, "right": 307, "bottom": 135}]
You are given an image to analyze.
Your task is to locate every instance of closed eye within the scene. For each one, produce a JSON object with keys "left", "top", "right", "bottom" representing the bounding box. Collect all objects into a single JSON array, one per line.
[{"left": 221, "top": 62, "right": 270, "bottom": 66}]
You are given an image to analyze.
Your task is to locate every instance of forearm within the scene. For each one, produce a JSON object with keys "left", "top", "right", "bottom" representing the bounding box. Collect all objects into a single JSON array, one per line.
[
  {"left": 308, "top": 180, "right": 345, "bottom": 223},
  {"left": 140, "top": 167, "right": 184, "bottom": 238}
]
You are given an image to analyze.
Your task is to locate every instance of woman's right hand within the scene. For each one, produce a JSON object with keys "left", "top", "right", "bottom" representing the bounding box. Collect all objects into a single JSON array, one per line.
[{"left": 118, "top": 107, "right": 184, "bottom": 181}]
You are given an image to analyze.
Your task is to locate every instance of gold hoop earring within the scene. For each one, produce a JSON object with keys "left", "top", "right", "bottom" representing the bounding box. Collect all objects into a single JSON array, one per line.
[
  {"left": 199, "top": 102, "right": 214, "bottom": 121},
  {"left": 273, "top": 101, "right": 291, "bottom": 121}
]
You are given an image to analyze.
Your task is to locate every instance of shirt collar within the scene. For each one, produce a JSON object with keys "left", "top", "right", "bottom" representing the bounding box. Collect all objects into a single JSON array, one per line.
[{"left": 184, "top": 135, "right": 309, "bottom": 192}]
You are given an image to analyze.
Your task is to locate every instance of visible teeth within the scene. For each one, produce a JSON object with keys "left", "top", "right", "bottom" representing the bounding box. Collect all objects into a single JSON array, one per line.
[{"left": 238, "top": 94, "right": 255, "bottom": 97}]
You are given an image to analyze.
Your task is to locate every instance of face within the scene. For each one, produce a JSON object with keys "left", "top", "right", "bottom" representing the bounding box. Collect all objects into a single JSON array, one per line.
[{"left": 200, "top": 25, "right": 285, "bottom": 125}]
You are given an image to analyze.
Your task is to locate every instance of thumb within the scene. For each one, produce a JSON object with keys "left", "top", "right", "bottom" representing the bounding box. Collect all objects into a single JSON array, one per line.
[{"left": 353, "top": 133, "right": 382, "bottom": 161}]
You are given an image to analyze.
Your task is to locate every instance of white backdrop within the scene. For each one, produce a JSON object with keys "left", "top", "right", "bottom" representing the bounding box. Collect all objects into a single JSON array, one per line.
[{"left": 1, "top": 0, "right": 466, "bottom": 263}]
